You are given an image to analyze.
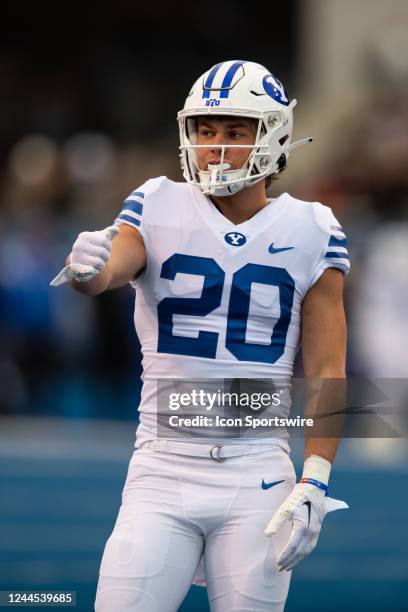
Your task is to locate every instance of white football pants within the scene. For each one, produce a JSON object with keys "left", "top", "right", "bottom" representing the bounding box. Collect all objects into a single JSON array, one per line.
[{"left": 95, "top": 441, "right": 296, "bottom": 612}]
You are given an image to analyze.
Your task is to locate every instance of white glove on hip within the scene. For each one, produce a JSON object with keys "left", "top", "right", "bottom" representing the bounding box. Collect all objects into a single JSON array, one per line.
[
  {"left": 265, "top": 482, "right": 348, "bottom": 572},
  {"left": 50, "top": 225, "right": 119, "bottom": 286}
]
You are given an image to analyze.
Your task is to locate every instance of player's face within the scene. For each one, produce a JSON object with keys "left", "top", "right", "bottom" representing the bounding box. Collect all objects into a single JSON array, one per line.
[{"left": 195, "top": 117, "right": 257, "bottom": 171}]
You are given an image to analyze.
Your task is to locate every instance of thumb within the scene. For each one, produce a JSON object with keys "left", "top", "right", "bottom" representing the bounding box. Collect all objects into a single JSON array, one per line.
[
  {"left": 265, "top": 506, "right": 293, "bottom": 536},
  {"left": 324, "top": 496, "right": 349, "bottom": 514},
  {"left": 105, "top": 225, "right": 119, "bottom": 242}
]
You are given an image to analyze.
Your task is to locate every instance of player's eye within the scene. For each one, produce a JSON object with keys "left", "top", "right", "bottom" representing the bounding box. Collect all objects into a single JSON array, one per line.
[
  {"left": 198, "top": 128, "right": 214, "bottom": 138},
  {"left": 229, "top": 131, "right": 243, "bottom": 139}
]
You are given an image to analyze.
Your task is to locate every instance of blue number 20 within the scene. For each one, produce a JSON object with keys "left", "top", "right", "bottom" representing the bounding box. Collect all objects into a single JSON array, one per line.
[{"left": 157, "top": 254, "right": 295, "bottom": 364}]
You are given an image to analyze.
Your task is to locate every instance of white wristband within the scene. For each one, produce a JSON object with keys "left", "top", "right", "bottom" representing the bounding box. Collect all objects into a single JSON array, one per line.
[{"left": 302, "top": 454, "right": 332, "bottom": 486}]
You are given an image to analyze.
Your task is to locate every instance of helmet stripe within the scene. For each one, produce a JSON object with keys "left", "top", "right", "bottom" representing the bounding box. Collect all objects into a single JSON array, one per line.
[
  {"left": 202, "top": 62, "right": 224, "bottom": 98},
  {"left": 219, "top": 61, "right": 245, "bottom": 98}
]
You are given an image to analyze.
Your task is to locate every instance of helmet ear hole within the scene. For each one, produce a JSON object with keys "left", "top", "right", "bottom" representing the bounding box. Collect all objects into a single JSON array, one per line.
[
  {"left": 276, "top": 153, "right": 287, "bottom": 172},
  {"left": 279, "top": 135, "right": 289, "bottom": 146}
]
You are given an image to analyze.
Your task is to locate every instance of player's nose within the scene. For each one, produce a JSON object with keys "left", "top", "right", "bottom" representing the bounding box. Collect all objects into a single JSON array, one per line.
[
  {"left": 209, "top": 132, "right": 229, "bottom": 161},
  {"left": 210, "top": 130, "right": 226, "bottom": 147}
]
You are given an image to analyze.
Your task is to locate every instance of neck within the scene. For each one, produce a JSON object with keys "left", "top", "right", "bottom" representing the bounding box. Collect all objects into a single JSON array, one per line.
[{"left": 209, "top": 181, "right": 269, "bottom": 224}]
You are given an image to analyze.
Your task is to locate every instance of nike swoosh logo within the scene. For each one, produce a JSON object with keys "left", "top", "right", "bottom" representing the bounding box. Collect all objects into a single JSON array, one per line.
[
  {"left": 261, "top": 479, "right": 285, "bottom": 490},
  {"left": 303, "top": 501, "right": 312, "bottom": 526},
  {"left": 269, "top": 243, "right": 295, "bottom": 254}
]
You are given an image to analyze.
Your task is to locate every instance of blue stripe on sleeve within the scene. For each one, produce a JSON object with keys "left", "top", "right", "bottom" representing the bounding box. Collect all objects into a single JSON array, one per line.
[
  {"left": 328, "top": 235, "right": 347, "bottom": 248},
  {"left": 118, "top": 213, "right": 141, "bottom": 227},
  {"left": 131, "top": 191, "right": 145, "bottom": 199},
  {"left": 325, "top": 251, "right": 349, "bottom": 259},
  {"left": 123, "top": 200, "right": 143, "bottom": 215}
]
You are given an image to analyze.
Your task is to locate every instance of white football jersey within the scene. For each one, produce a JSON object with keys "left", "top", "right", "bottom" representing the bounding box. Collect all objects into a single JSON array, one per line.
[{"left": 114, "top": 177, "right": 350, "bottom": 447}]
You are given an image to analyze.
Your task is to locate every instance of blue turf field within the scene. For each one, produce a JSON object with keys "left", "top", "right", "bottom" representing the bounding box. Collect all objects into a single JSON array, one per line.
[{"left": 0, "top": 418, "right": 407, "bottom": 612}]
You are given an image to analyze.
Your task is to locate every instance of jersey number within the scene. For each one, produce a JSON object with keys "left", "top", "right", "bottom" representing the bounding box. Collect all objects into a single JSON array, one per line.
[{"left": 157, "top": 254, "right": 294, "bottom": 364}]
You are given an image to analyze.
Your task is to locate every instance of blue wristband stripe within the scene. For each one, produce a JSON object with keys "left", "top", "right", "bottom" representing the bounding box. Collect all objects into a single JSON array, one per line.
[{"left": 300, "top": 477, "right": 329, "bottom": 495}]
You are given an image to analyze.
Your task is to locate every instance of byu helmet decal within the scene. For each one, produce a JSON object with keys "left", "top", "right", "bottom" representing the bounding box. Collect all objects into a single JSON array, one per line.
[{"left": 178, "top": 60, "right": 313, "bottom": 196}]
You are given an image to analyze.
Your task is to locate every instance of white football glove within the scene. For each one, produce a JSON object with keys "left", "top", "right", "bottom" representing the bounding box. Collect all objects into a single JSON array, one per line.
[
  {"left": 265, "top": 455, "right": 348, "bottom": 572},
  {"left": 50, "top": 225, "right": 119, "bottom": 286}
]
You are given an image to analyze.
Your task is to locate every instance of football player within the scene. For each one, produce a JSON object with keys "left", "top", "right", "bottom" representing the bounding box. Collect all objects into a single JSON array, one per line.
[{"left": 52, "top": 61, "right": 349, "bottom": 611}]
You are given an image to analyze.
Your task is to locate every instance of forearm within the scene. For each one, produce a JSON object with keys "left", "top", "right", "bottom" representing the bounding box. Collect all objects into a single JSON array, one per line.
[
  {"left": 304, "top": 436, "right": 340, "bottom": 464},
  {"left": 303, "top": 375, "right": 346, "bottom": 464},
  {"left": 301, "top": 269, "right": 347, "bottom": 467}
]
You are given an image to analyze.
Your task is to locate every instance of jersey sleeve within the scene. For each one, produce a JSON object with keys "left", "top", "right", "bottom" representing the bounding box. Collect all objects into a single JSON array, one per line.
[
  {"left": 113, "top": 176, "right": 167, "bottom": 289},
  {"left": 309, "top": 203, "right": 350, "bottom": 288},
  {"left": 114, "top": 185, "right": 147, "bottom": 243},
  {"left": 114, "top": 176, "right": 166, "bottom": 244}
]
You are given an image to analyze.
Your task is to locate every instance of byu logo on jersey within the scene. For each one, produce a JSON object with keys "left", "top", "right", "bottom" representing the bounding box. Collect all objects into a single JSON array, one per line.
[
  {"left": 262, "top": 73, "right": 289, "bottom": 106},
  {"left": 224, "top": 232, "right": 247, "bottom": 247}
]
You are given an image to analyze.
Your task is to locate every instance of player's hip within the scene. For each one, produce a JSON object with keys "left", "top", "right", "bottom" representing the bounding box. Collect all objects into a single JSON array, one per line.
[{"left": 121, "top": 440, "right": 296, "bottom": 519}]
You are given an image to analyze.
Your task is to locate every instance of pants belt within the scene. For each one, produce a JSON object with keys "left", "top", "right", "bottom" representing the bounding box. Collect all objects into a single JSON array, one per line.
[{"left": 145, "top": 439, "right": 285, "bottom": 462}]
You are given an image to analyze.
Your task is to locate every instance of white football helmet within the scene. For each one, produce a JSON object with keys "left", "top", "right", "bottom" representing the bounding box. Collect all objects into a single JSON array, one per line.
[{"left": 178, "top": 60, "right": 312, "bottom": 196}]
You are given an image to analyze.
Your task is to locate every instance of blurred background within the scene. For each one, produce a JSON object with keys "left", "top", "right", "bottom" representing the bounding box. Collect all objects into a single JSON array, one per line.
[{"left": 1, "top": 0, "right": 408, "bottom": 610}]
